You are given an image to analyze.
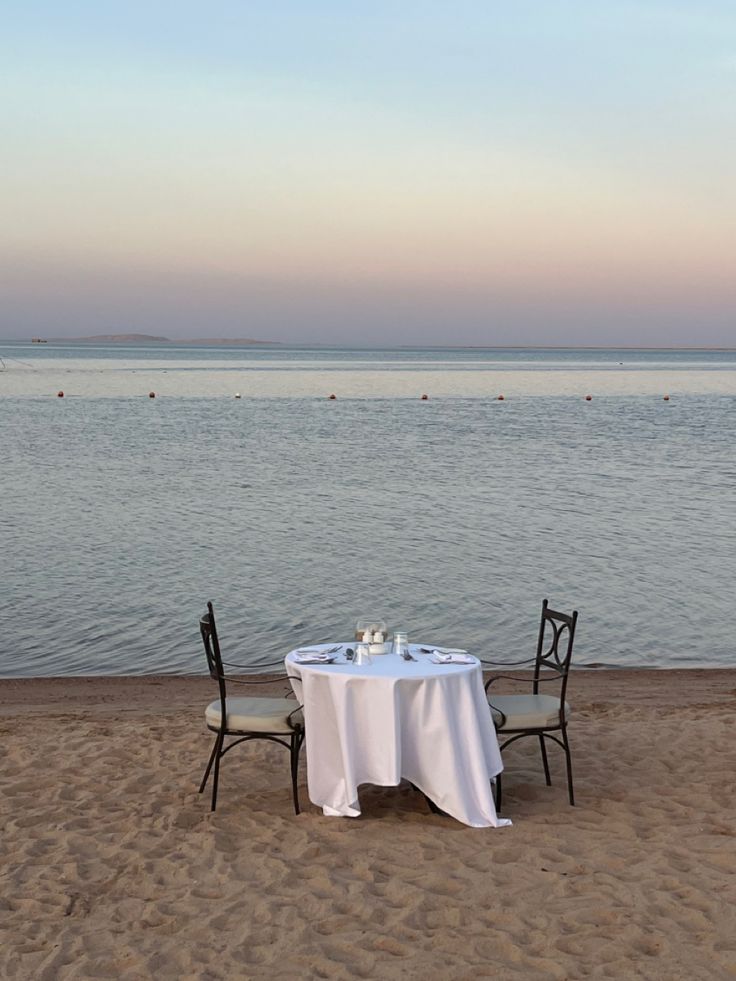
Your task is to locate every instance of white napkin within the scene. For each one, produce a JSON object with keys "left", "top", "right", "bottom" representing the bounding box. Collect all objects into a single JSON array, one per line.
[
  {"left": 429, "top": 650, "right": 475, "bottom": 665},
  {"left": 293, "top": 652, "right": 335, "bottom": 663}
]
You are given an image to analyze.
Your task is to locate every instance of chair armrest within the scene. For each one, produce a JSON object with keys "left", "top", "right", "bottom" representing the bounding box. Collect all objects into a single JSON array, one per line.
[
  {"left": 484, "top": 673, "right": 528, "bottom": 693},
  {"left": 286, "top": 703, "right": 304, "bottom": 727},
  {"left": 214, "top": 673, "right": 304, "bottom": 722},
  {"left": 483, "top": 671, "right": 563, "bottom": 693},
  {"left": 477, "top": 657, "right": 537, "bottom": 667},
  {"left": 485, "top": 698, "right": 507, "bottom": 730},
  {"left": 285, "top": 675, "right": 304, "bottom": 727},
  {"left": 218, "top": 673, "right": 288, "bottom": 685},
  {"left": 284, "top": 674, "right": 303, "bottom": 700}
]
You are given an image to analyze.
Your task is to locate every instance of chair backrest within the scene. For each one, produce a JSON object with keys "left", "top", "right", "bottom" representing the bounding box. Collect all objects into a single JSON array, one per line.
[
  {"left": 200, "top": 601, "right": 227, "bottom": 710},
  {"left": 533, "top": 599, "right": 578, "bottom": 705}
]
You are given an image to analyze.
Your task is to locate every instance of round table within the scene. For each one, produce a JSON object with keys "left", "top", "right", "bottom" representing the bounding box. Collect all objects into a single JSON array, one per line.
[{"left": 286, "top": 643, "right": 510, "bottom": 828}]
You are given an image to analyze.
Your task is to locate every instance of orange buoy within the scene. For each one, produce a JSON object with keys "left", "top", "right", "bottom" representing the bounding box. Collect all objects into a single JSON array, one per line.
[
  {"left": 497, "top": 394, "right": 505, "bottom": 401},
  {"left": 148, "top": 391, "right": 156, "bottom": 399},
  {"left": 57, "top": 390, "right": 64, "bottom": 398},
  {"left": 585, "top": 395, "right": 592, "bottom": 401},
  {"left": 328, "top": 393, "right": 337, "bottom": 400},
  {"left": 663, "top": 395, "right": 670, "bottom": 401},
  {"left": 420, "top": 393, "right": 428, "bottom": 400}
]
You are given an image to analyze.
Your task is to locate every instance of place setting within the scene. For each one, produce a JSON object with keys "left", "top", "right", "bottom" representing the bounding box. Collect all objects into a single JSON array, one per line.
[
  {"left": 291, "top": 620, "right": 480, "bottom": 670},
  {"left": 291, "top": 645, "right": 344, "bottom": 664},
  {"left": 424, "top": 648, "right": 476, "bottom": 664}
]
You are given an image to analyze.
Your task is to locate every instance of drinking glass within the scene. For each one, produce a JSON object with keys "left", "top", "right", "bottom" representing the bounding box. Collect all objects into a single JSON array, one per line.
[
  {"left": 392, "top": 632, "right": 408, "bottom": 657},
  {"left": 354, "top": 644, "right": 372, "bottom": 666}
]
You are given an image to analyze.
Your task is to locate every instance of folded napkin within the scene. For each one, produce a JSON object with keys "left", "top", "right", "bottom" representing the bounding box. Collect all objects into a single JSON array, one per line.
[
  {"left": 429, "top": 650, "right": 475, "bottom": 665},
  {"left": 293, "top": 651, "right": 335, "bottom": 663}
]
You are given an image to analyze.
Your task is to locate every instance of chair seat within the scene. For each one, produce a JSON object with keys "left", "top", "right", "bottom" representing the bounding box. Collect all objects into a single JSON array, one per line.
[
  {"left": 205, "top": 697, "right": 303, "bottom": 734},
  {"left": 488, "top": 693, "right": 571, "bottom": 731}
]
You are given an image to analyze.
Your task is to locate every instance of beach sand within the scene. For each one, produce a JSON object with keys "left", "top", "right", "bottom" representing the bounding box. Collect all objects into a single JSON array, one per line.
[
  {"left": 1, "top": 670, "right": 734, "bottom": 979},
  {"left": 3, "top": 360, "right": 736, "bottom": 399}
]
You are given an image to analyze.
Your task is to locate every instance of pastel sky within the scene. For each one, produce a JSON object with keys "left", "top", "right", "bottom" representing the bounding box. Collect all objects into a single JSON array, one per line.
[{"left": 2, "top": 1, "right": 736, "bottom": 344}]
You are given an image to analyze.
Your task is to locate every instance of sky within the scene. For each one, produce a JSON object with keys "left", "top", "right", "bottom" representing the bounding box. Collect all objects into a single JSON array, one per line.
[{"left": 2, "top": 1, "right": 736, "bottom": 345}]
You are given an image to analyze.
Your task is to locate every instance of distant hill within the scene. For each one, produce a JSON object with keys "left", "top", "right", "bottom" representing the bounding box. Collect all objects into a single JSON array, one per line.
[
  {"left": 59, "top": 333, "right": 279, "bottom": 345},
  {"left": 62, "top": 333, "right": 170, "bottom": 343}
]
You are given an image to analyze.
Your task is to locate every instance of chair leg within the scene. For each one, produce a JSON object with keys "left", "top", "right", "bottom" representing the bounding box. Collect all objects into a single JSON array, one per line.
[
  {"left": 561, "top": 726, "right": 575, "bottom": 806},
  {"left": 199, "top": 737, "right": 218, "bottom": 793},
  {"left": 423, "top": 793, "right": 447, "bottom": 816},
  {"left": 210, "top": 731, "right": 225, "bottom": 812},
  {"left": 539, "top": 734, "right": 552, "bottom": 786},
  {"left": 408, "top": 783, "right": 447, "bottom": 816},
  {"left": 494, "top": 774, "right": 503, "bottom": 812},
  {"left": 290, "top": 732, "right": 302, "bottom": 816}
]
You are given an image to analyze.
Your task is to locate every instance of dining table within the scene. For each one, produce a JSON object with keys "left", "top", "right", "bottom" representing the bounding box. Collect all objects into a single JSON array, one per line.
[{"left": 285, "top": 642, "right": 511, "bottom": 828}]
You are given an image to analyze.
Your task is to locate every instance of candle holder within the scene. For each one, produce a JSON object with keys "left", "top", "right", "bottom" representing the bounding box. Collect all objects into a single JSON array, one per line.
[{"left": 355, "top": 618, "right": 389, "bottom": 653}]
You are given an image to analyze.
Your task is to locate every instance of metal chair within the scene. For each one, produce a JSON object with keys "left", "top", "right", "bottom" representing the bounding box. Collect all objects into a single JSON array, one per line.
[
  {"left": 484, "top": 600, "right": 578, "bottom": 809},
  {"left": 199, "top": 601, "right": 305, "bottom": 814}
]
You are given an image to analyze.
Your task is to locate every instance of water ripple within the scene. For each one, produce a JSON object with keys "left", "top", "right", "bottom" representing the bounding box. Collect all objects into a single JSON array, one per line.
[{"left": 1, "top": 393, "right": 735, "bottom": 675}]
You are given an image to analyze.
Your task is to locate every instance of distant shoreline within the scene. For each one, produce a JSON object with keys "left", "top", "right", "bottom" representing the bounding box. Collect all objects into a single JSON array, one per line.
[
  {"left": 397, "top": 345, "right": 736, "bottom": 352},
  {"left": 3, "top": 337, "right": 736, "bottom": 352},
  {"left": 45, "top": 333, "right": 282, "bottom": 345}
]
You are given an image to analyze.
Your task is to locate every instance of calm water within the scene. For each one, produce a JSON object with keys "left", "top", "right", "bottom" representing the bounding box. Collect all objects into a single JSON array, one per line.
[
  {"left": 1, "top": 343, "right": 735, "bottom": 675},
  {"left": 4, "top": 339, "right": 736, "bottom": 368}
]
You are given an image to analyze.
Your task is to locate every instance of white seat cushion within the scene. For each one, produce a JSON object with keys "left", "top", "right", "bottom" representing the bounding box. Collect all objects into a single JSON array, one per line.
[
  {"left": 205, "top": 697, "right": 303, "bottom": 734},
  {"left": 488, "top": 693, "right": 571, "bottom": 731}
]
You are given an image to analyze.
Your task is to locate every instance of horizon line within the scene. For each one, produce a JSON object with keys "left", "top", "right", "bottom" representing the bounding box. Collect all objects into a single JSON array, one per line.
[{"left": 3, "top": 337, "right": 736, "bottom": 353}]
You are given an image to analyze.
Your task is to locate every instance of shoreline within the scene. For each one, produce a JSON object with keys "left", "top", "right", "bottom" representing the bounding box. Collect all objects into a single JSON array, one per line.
[
  {"left": 3, "top": 338, "right": 736, "bottom": 350},
  {"left": 2, "top": 667, "right": 733, "bottom": 717}
]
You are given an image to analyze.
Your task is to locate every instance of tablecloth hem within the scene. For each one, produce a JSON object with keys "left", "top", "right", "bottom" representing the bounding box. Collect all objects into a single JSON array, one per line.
[{"left": 321, "top": 803, "right": 361, "bottom": 818}]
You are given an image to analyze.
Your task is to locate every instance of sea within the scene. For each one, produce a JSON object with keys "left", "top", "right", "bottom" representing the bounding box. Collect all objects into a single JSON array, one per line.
[{"left": 1, "top": 340, "right": 735, "bottom": 676}]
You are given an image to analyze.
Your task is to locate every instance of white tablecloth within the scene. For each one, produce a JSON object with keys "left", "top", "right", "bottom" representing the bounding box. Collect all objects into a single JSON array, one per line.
[{"left": 286, "top": 644, "right": 511, "bottom": 828}]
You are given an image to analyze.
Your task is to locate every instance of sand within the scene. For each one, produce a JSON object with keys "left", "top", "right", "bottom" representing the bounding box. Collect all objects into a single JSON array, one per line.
[
  {"left": 3, "top": 359, "right": 736, "bottom": 399},
  {"left": 1, "top": 670, "right": 735, "bottom": 980}
]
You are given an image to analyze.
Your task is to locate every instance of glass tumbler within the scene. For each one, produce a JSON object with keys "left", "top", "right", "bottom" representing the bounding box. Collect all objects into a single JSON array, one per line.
[
  {"left": 392, "top": 632, "right": 408, "bottom": 657},
  {"left": 354, "top": 644, "right": 371, "bottom": 666}
]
